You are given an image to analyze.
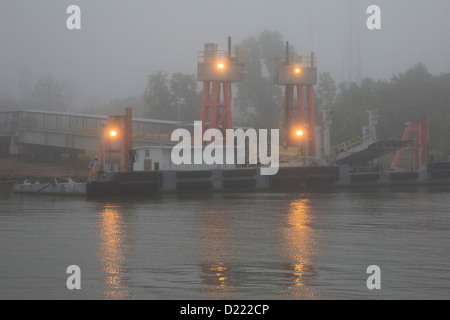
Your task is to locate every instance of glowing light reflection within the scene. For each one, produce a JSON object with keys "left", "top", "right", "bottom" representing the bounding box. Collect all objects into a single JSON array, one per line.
[
  {"left": 98, "top": 205, "right": 132, "bottom": 299},
  {"left": 281, "top": 198, "right": 319, "bottom": 298}
]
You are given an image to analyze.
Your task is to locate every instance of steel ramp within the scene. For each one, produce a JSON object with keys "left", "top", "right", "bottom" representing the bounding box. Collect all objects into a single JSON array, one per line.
[{"left": 336, "top": 139, "right": 410, "bottom": 165}]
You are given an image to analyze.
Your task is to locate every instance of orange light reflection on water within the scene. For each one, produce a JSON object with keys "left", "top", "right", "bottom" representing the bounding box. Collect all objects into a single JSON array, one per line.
[
  {"left": 97, "top": 205, "right": 132, "bottom": 299},
  {"left": 281, "top": 198, "right": 319, "bottom": 298}
]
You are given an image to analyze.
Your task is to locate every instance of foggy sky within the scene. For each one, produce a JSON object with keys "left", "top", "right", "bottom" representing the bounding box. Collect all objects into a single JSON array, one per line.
[{"left": 1, "top": 0, "right": 450, "bottom": 110}]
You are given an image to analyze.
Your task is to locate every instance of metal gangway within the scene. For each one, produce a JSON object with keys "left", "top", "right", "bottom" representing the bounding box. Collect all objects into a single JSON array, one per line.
[
  {"left": 332, "top": 132, "right": 410, "bottom": 166},
  {"left": 0, "top": 109, "right": 192, "bottom": 155}
]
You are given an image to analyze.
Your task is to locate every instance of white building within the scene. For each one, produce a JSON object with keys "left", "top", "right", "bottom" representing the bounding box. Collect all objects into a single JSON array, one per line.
[{"left": 132, "top": 146, "right": 237, "bottom": 172}]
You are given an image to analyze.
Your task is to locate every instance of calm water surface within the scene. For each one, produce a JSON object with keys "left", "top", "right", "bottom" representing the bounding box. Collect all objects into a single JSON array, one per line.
[{"left": 1, "top": 185, "right": 449, "bottom": 299}]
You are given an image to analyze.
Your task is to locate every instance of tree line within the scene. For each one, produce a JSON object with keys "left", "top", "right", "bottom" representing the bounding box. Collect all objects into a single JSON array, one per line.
[{"left": 318, "top": 63, "right": 450, "bottom": 160}]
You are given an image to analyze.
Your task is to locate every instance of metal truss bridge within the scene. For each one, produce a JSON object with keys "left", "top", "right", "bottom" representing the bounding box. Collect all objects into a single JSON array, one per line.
[{"left": 0, "top": 109, "right": 190, "bottom": 157}]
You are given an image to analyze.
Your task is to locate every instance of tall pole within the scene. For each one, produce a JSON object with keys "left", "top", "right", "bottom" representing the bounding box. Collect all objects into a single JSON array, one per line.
[
  {"left": 101, "top": 123, "right": 106, "bottom": 171},
  {"left": 305, "top": 124, "right": 309, "bottom": 166},
  {"left": 43, "top": 82, "right": 51, "bottom": 109}
]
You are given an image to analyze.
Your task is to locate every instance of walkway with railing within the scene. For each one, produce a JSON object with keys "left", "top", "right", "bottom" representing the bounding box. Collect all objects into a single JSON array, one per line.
[
  {"left": 0, "top": 109, "right": 192, "bottom": 153},
  {"left": 331, "top": 132, "right": 410, "bottom": 166}
]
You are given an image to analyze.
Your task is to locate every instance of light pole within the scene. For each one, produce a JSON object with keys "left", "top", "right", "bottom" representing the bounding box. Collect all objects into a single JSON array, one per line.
[
  {"left": 405, "top": 122, "right": 411, "bottom": 172},
  {"left": 296, "top": 129, "right": 304, "bottom": 165},
  {"left": 296, "top": 125, "right": 309, "bottom": 166},
  {"left": 304, "top": 124, "right": 309, "bottom": 166},
  {"left": 101, "top": 122, "right": 106, "bottom": 171}
]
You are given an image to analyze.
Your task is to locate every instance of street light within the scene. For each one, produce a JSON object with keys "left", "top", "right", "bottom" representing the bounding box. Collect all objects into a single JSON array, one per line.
[
  {"left": 109, "top": 130, "right": 117, "bottom": 137},
  {"left": 295, "top": 126, "right": 309, "bottom": 166}
]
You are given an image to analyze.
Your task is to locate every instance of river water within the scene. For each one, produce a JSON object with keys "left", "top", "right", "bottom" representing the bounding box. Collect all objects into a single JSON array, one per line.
[{"left": 0, "top": 184, "right": 449, "bottom": 300}]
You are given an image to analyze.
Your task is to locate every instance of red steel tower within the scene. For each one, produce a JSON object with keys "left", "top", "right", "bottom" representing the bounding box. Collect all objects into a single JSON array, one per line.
[
  {"left": 197, "top": 38, "right": 244, "bottom": 137},
  {"left": 275, "top": 42, "right": 317, "bottom": 158},
  {"left": 390, "top": 115, "right": 429, "bottom": 171},
  {"left": 88, "top": 107, "right": 132, "bottom": 180}
]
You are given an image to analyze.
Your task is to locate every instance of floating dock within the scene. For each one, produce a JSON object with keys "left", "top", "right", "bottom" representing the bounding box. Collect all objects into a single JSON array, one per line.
[{"left": 12, "top": 161, "right": 450, "bottom": 197}]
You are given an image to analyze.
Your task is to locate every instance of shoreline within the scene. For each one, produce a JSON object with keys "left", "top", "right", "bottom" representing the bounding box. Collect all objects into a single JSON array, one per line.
[{"left": 0, "top": 157, "right": 91, "bottom": 184}]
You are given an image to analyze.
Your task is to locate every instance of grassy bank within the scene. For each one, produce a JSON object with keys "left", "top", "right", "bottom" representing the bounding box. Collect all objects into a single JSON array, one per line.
[{"left": 0, "top": 153, "right": 94, "bottom": 183}]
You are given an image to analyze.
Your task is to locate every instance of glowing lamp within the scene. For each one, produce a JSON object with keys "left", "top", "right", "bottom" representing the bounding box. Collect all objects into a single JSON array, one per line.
[
  {"left": 295, "top": 67, "right": 301, "bottom": 74},
  {"left": 296, "top": 130, "right": 303, "bottom": 137},
  {"left": 217, "top": 63, "right": 224, "bottom": 70},
  {"left": 109, "top": 130, "right": 117, "bottom": 137}
]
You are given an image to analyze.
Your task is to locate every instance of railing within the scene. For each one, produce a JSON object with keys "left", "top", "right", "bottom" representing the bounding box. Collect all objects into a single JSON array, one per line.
[
  {"left": 279, "top": 151, "right": 305, "bottom": 164},
  {"left": 244, "top": 149, "right": 306, "bottom": 168},
  {"left": 198, "top": 50, "right": 244, "bottom": 64},
  {"left": 0, "top": 110, "right": 193, "bottom": 142},
  {"left": 0, "top": 111, "right": 21, "bottom": 134},
  {"left": 332, "top": 130, "right": 408, "bottom": 157},
  {"left": 332, "top": 136, "right": 364, "bottom": 156},
  {"left": 332, "top": 130, "right": 377, "bottom": 156},
  {"left": 275, "top": 54, "right": 317, "bottom": 68},
  {"left": 14, "top": 110, "right": 107, "bottom": 135}
]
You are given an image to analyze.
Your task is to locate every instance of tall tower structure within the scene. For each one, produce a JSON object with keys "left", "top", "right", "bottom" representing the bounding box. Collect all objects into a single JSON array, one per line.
[
  {"left": 342, "top": 0, "right": 362, "bottom": 83},
  {"left": 88, "top": 108, "right": 132, "bottom": 180},
  {"left": 275, "top": 42, "right": 318, "bottom": 158},
  {"left": 197, "top": 37, "right": 244, "bottom": 137}
]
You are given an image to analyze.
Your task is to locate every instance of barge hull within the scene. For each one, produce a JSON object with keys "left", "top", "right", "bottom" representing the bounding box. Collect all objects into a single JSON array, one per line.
[{"left": 13, "top": 162, "right": 450, "bottom": 197}]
